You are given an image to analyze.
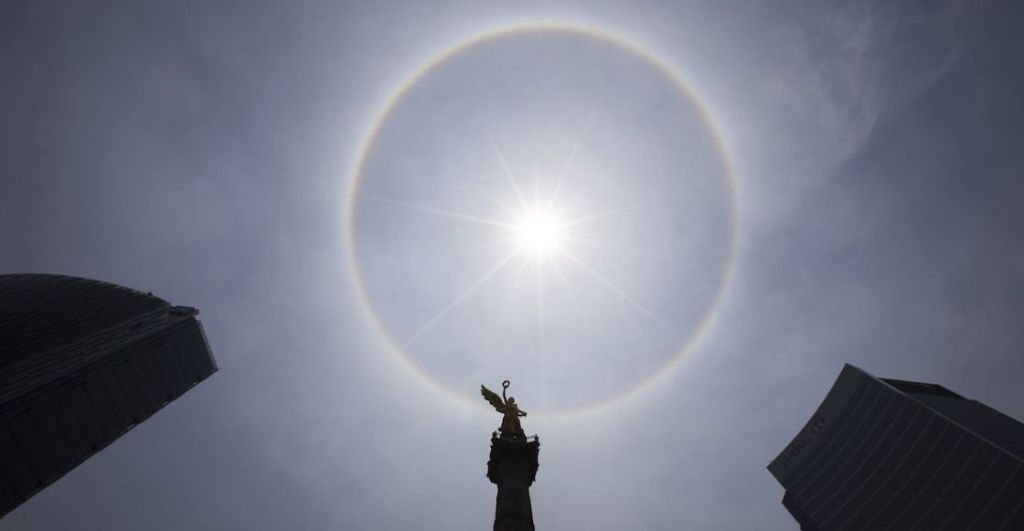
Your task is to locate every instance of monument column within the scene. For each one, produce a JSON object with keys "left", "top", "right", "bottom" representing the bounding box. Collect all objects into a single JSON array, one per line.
[
  {"left": 480, "top": 381, "right": 539, "bottom": 531},
  {"left": 487, "top": 432, "right": 540, "bottom": 531}
]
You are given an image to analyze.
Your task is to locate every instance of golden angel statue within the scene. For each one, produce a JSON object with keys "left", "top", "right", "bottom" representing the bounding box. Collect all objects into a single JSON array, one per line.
[{"left": 481, "top": 380, "right": 527, "bottom": 436}]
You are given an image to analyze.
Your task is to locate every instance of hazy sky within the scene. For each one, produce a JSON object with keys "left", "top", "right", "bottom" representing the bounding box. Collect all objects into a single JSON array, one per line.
[{"left": 2, "top": 1, "right": 1023, "bottom": 529}]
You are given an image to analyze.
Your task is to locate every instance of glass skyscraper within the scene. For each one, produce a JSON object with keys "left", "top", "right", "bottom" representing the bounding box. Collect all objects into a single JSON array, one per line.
[
  {"left": 769, "top": 364, "right": 1024, "bottom": 530},
  {"left": 0, "top": 274, "right": 217, "bottom": 518}
]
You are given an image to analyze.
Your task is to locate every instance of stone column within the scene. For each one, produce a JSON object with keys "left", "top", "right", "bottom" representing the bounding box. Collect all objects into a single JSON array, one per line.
[{"left": 487, "top": 433, "right": 540, "bottom": 531}]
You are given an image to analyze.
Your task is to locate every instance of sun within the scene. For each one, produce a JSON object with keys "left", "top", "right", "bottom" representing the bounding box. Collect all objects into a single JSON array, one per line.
[{"left": 516, "top": 211, "right": 563, "bottom": 254}]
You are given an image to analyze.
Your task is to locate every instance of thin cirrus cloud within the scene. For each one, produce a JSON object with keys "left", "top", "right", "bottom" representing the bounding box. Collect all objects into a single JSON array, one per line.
[{"left": 1, "top": 1, "right": 1022, "bottom": 530}]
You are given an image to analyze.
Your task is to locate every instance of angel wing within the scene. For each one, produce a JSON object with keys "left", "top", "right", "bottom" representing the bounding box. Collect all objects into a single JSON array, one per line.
[{"left": 480, "top": 385, "right": 506, "bottom": 413}]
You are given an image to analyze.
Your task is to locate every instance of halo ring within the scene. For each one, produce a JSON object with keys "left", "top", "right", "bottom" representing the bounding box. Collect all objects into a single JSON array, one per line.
[{"left": 345, "top": 22, "right": 738, "bottom": 416}]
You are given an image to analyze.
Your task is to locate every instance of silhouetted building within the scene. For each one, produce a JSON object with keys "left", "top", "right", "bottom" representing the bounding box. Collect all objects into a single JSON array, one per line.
[
  {"left": 0, "top": 274, "right": 217, "bottom": 518},
  {"left": 488, "top": 432, "right": 539, "bottom": 531},
  {"left": 769, "top": 364, "right": 1024, "bottom": 530}
]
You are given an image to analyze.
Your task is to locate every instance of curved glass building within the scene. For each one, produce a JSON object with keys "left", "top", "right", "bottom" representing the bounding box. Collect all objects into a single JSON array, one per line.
[{"left": 769, "top": 364, "right": 1024, "bottom": 530}]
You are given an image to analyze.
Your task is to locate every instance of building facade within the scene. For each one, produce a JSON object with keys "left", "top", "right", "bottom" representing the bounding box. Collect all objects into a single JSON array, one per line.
[
  {"left": 769, "top": 364, "right": 1024, "bottom": 530},
  {"left": 0, "top": 274, "right": 217, "bottom": 518}
]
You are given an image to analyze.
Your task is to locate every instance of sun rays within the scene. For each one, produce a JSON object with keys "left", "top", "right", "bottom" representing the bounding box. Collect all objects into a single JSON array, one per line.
[
  {"left": 346, "top": 26, "right": 738, "bottom": 413},
  {"left": 367, "top": 121, "right": 659, "bottom": 369},
  {"left": 400, "top": 247, "right": 523, "bottom": 348}
]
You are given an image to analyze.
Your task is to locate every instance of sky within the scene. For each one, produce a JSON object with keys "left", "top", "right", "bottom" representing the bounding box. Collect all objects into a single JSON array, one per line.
[{"left": 1, "top": 1, "right": 1023, "bottom": 529}]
